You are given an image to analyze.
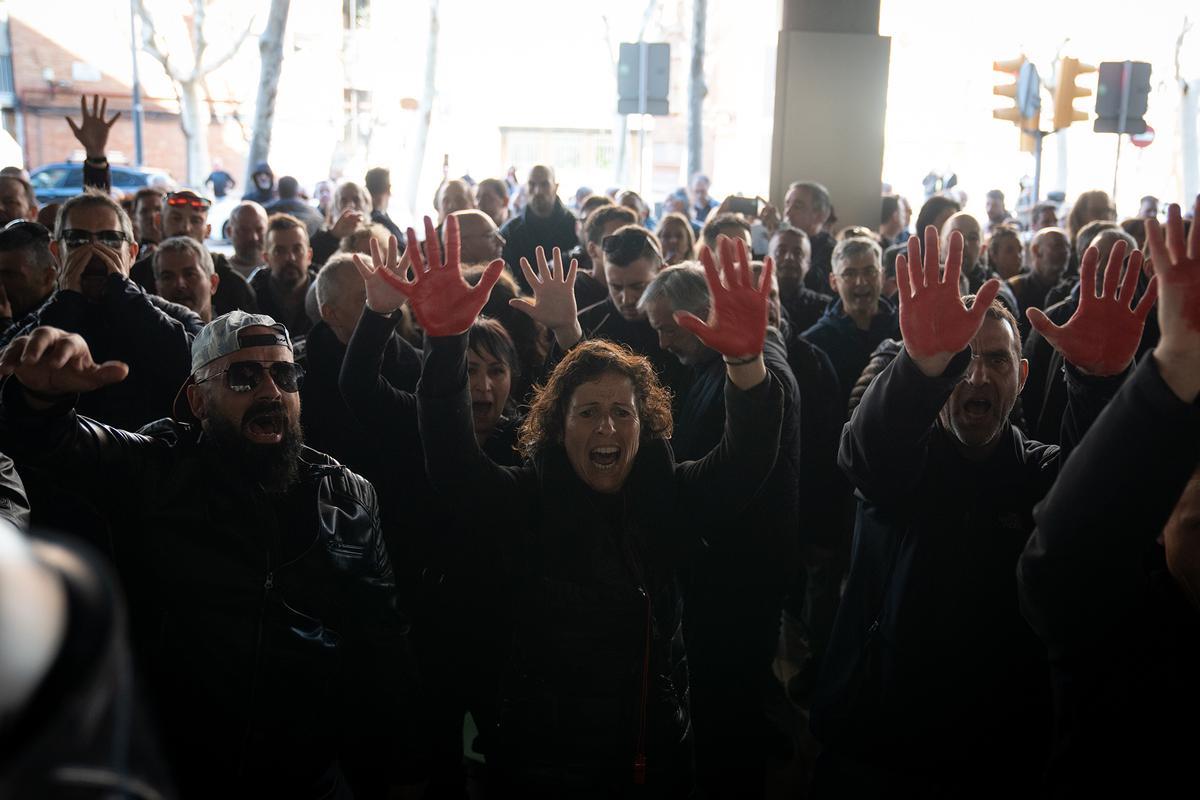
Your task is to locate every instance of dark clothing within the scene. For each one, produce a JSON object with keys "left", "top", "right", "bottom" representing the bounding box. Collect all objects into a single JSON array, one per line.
[
  {"left": 250, "top": 267, "right": 318, "bottom": 339},
  {"left": 266, "top": 197, "right": 325, "bottom": 239},
  {"left": 576, "top": 299, "right": 694, "bottom": 410},
  {"left": 963, "top": 261, "right": 1019, "bottom": 317},
  {"left": 0, "top": 385, "right": 415, "bottom": 798},
  {"left": 205, "top": 169, "right": 236, "bottom": 198},
  {"left": 1007, "top": 270, "right": 1057, "bottom": 338},
  {"left": 1021, "top": 282, "right": 1159, "bottom": 445},
  {"left": 801, "top": 297, "right": 899, "bottom": 412},
  {"left": 780, "top": 286, "right": 832, "bottom": 334},
  {"left": 1019, "top": 354, "right": 1200, "bottom": 795},
  {"left": 693, "top": 197, "right": 719, "bottom": 224},
  {"left": 811, "top": 348, "right": 1112, "bottom": 792},
  {"left": 130, "top": 251, "right": 258, "bottom": 318},
  {"left": 499, "top": 199, "right": 579, "bottom": 292},
  {"left": 371, "top": 209, "right": 405, "bottom": 243},
  {"left": 0, "top": 450, "right": 29, "bottom": 528},
  {"left": 417, "top": 332, "right": 783, "bottom": 795},
  {"left": 242, "top": 162, "right": 276, "bottom": 205},
  {"left": 310, "top": 228, "right": 341, "bottom": 268},
  {"left": 804, "top": 230, "right": 837, "bottom": 294},
  {"left": 571, "top": 264, "right": 609, "bottom": 309},
  {"left": 671, "top": 332, "right": 802, "bottom": 799}
]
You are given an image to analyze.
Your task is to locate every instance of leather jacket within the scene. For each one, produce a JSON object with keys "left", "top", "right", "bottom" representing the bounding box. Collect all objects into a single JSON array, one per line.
[{"left": 0, "top": 382, "right": 415, "bottom": 797}]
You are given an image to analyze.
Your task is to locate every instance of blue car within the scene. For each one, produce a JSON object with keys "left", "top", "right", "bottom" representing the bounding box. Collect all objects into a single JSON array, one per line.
[{"left": 29, "top": 161, "right": 173, "bottom": 204}]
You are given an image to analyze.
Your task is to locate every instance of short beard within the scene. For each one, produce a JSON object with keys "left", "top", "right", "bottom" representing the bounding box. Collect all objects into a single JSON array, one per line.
[{"left": 203, "top": 401, "right": 304, "bottom": 493}]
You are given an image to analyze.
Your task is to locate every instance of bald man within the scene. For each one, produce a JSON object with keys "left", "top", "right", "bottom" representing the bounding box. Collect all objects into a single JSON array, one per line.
[
  {"left": 499, "top": 164, "right": 579, "bottom": 291},
  {"left": 227, "top": 202, "right": 270, "bottom": 279},
  {"left": 942, "top": 211, "right": 1019, "bottom": 316},
  {"left": 451, "top": 209, "right": 505, "bottom": 265}
]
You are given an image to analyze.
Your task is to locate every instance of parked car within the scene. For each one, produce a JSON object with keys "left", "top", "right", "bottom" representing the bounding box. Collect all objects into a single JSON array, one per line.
[{"left": 29, "top": 161, "right": 173, "bottom": 204}]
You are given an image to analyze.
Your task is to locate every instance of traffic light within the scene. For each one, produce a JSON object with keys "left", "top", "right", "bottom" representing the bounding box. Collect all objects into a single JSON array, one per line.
[
  {"left": 993, "top": 57, "right": 1039, "bottom": 152},
  {"left": 1052, "top": 57, "right": 1096, "bottom": 131},
  {"left": 1094, "top": 61, "right": 1152, "bottom": 134}
]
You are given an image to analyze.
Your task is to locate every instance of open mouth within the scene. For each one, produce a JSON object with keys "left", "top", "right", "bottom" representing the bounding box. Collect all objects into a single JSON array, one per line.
[
  {"left": 472, "top": 401, "right": 493, "bottom": 418},
  {"left": 243, "top": 411, "right": 285, "bottom": 444},
  {"left": 962, "top": 398, "right": 993, "bottom": 421},
  {"left": 589, "top": 446, "right": 621, "bottom": 471}
]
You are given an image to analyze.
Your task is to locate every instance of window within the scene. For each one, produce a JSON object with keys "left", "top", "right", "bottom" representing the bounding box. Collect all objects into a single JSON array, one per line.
[
  {"left": 30, "top": 167, "right": 68, "bottom": 189},
  {"left": 112, "top": 168, "right": 147, "bottom": 189}
]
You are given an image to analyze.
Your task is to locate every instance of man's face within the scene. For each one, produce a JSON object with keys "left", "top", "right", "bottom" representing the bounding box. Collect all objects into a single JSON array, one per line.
[
  {"left": 266, "top": 227, "right": 312, "bottom": 290},
  {"left": 338, "top": 185, "right": 366, "bottom": 213},
  {"left": 155, "top": 248, "right": 216, "bottom": 320},
  {"left": 457, "top": 213, "right": 505, "bottom": 264},
  {"left": 162, "top": 202, "right": 211, "bottom": 242},
  {"left": 56, "top": 205, "right": 136, "bottom": 302},
  {"left": 134, "top": 197, "right": 161, "bottom": 243},
  {"left": 254, "top": 173, "right": 273, "bottom": 191},
  {"left": 784, "top": 187, "right": 826, "bottom": 236},
  {"left": 467, "top": 346, "right": 512, "bottom": 442},
  {"left": 1140, "top": 198, "right": 1159, "bottom": 219},
  {"left": 659, "top": 220, "right": 689, "bottom": 262},
  {"left": 563, "top": 372, "right": 641, "bottom": 494},
  {"left": 990, "top": 236, "right": 1024, "bottom": 280},
  {"left": 938, "top": 316, "right": 1027, "bottom": 451},
  {"left": 769, "top": 229, "right": 810, "bottom": 300},
  {"left": 187, "top": 336, "right": 303, "bottom": 492},
  {"left": 985, "top": 196, "right": 1005, "bottom": 222},
  {"left": 1163, "top": 469, "right": 1200, "bottom": 612},
  {"left": 0, "top": 247, "right": 55, "bottom": 318},
  {"left": 476, "top": 186, "right": 508, "bottom": 227},
  {"left": 1033, "top": 206, "right": 1058, "bottom": 231},
  {"left": 230, "top": 208, "right": 267, "bottom": 263},
  {"left": 899, "top": 198, "right": 911, "bottom": 228},
  {"left": 439, "top": 182, "right": 473, "bottom": 220},
  {"left": 527, "top": 167, "right": 558, "bottom": 217},
  {"left": 1031, "top": 231, "right": 1069, "bottom": 282},
  {"left": 691, "top": 179, "right": 709, "bottom": 204},
  {"left": 604, "top": 257, "right": 658, "bottom": 320},
  {"left": 645, "top": 295, "right": 709, "bottom": 366},
  {"left": 0, "top": 179, "right": 32, "bottom": 226},
  {"left": 752, "top": 266, "right": 782, "bottom": 328},
  {"left": 944, "top": 216, "right": 983, "bottom": 268},
  {"left": 829, "top": 251, "right": 881, "bottom": 319}
]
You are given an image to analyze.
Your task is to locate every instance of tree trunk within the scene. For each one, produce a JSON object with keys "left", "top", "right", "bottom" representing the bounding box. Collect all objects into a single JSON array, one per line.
[
  {"left": 246, "top": 0, "right": 291, "bottom": 190},
  {"left": 404, "top": 0, "right": 439, "bottom": 215},
  {"left": 687, "top": 0, "right": 707, "bottom": 180},
  {"left": 179, "top": 77, "right": 208, "bottom": 187}
]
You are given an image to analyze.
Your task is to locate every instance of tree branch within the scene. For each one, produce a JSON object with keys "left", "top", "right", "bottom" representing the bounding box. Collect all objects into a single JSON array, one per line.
[
  {"left": 135, "top": 0, "right": 186, "bottom": 83},
  {"left": 198, "top": 14, "right": 255, "bottom": 75},
  {"left": 191, "top": 0, "right": 206, "bottom": 82}
]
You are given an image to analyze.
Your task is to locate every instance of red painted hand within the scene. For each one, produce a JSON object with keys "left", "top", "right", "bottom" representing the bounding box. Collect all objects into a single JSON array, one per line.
[
  {"left": 376, "top": 215, "right": 505, "bottom": 337},
  {"left": 674, "top": 236, "right": 772, "bottom": 358},
  {"left": 895, "top": 226, "right": 1001, "bottom": 375},
  {"left": 1027, "top": 240, "right": 1157, "bottom": 376}
]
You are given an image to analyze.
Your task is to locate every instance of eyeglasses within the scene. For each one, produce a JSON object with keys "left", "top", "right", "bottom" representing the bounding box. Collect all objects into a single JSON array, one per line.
[
  {"left": 0, "top": 218, "right": 51, "bottom": 246},
  {"left": 166, "top": 192, "right": 212, "bottom": 211},
  {"left": 196, "top": 361, "right": 304, "bottom": 393},
  {"left": 60, "top": 229, "right": 130, "bottom": 248},
  {"left": 834, "top": 266, "right": 880, "bottom": 283}
]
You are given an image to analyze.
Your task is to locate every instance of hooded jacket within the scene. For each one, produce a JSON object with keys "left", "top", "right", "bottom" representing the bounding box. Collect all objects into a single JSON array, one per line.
[
  {"left": 802, "top": 297, "right": 899, "bottom": 409},
  {"left": 242, "top": 161, "right": 276, "bottom": 205}
]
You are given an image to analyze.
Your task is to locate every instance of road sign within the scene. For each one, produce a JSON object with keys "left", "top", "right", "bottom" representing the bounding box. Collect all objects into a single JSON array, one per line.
[
  {"left": 1130, "top": 125, "right": 1155, "bottom": 148},
  {"left": 617, "top": 42, "right": 670, "bottom": 116},
  {"left": 1095, "top": 61, "right": 1151, "bottom": 134}
]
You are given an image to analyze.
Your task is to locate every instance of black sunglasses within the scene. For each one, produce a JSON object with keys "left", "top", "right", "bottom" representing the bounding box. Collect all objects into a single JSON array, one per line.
[
  {"left": 196, "top": 361, "right": 304, "bottom": 394},
  {"left": 60, "top": 228, "right": 130, "bottom": 248}
]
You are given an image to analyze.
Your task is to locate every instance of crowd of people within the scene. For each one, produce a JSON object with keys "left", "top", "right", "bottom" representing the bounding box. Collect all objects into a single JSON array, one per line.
[{"left": 0, "top": 93, "right": 1197, "bottom": 800}]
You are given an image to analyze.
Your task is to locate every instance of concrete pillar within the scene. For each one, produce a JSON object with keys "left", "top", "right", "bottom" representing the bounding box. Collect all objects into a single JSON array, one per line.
[{"left": 769, "top": 0, "right": 890, "bottom": 230}]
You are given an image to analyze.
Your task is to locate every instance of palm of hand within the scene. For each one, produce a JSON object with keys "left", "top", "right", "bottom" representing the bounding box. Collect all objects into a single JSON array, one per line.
[
  {"left": 899, "top": 280, "right": 981, "bottom": 360},
  {"left": 677, "top": 238, "right": 770, "bottom": 358}
]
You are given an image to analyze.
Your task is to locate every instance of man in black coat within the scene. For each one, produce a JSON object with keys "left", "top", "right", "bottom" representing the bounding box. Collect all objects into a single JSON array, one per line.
[
  {"left": 0, "top": 312, "right": 419, "bottom": 798},
  {"left": 499, "top": 165, "right": 578, "bottom": 292},
  {"left": 640, "top": 262, "right": 801, "bottom": 798},
  {"left": 1018, "top": 201, "right": 1200, "bottom": 795},
  {"left": 810, "top": 230, "right": 1155, "bottom": 795}
]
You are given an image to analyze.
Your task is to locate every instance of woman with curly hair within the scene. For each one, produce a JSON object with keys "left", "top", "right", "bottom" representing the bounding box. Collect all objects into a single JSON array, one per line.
[{"left": 356, "top": 215, "right": 784, "bottom": 797}]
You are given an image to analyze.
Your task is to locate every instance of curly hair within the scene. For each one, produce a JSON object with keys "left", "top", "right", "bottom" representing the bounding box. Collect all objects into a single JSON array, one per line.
[{"left": 517, "top": 339, "right": 673, "bottom": 461}]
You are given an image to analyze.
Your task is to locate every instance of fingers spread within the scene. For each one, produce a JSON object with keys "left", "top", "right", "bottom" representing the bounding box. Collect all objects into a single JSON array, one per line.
[
  {"left": 1120, "top": 249, "right": 1143, "bottom": 305},
  {"left": 508, "top": 297, "right": 536, "bottom": 317},
  {"left": 1102, "top": 240, "right": 1126, "bottom": 299},
  {"left": 673, "top": 310, "right": 709, "bottom": 337},
  {"left": 519, "top": 257, "right": 539, "bottom": 288},
  {"left": 1077, "top": 250, "right": 1099, "bottom": 304},
  {"left": 469, "top": 258, "right": 506, "bottom": 303},
  {"left": 895, "top": 253, "right": 912, "bottom": 302},
  {"left": 923, "top": 226, "right": 940, "bottom": 288},
  {"left": 1026, "top": 306, "right": 1058, "bottom": 340},
  {"left": 697, "top": 245, "right": 723, "bottom": 297},
  {"left": 1133, "top": 275, "right": 1159, "bottom": 322},
  {"left": 971, "top": 279, "right": 1002, "bottom": 322},
  {"left": 942, "top": 230, "right": 964, "bottom": 290},
  {"left": 405, "top": 228, "right": 425, "bottom": 275},
  {"left": 426, "top": 215, "right": 444, "bottom": 271},
  {"left": 758, "top": 256, "right": 775, "bottom": 298}
]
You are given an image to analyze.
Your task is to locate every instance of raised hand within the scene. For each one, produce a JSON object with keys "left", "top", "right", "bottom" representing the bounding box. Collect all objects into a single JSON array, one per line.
[
  {"left": 675, "top": 235, "right": 772, "bottom": 359},
  {"left": 1027, "top": 240, "right": 1157, "bottom": 376},
  {"left": 353, "top": 235, "right": 411, "bottom": 315},
  {"left": 65, "top": 95, "right": 120, "bottom": 160},
  {"left": 895, "top": 226, "right": 1002, "bottom": 376},
  {"left": 330, "top": 208, "right": 365, "bottom": 239},
  {"left": 0, "top": 327, "right": 128, "bottom": 399},
  {"left": 1145, "top": 197, "right": 1200, "bottom": 402},
  {"left": 510, "top": 246, "right": 581, "bottom": 347},
  {"left": 376, "top": 215, "right": 504, "bottom": 337}
]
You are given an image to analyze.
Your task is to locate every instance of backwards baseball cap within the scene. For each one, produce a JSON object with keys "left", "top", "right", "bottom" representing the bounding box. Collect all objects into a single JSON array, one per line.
[{"left": 172, "top": 311, "right": 293, "bottom": 421}]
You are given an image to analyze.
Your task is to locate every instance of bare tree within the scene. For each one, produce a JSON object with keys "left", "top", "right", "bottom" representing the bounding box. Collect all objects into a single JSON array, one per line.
[
  {"left": 1176, "top": 16, "right": 1198, "bottom": 202},
  {"left": 245, "top": 0, "right": 291, "bottom": 190},
  {"left": 686, "top": 0, "right": 707, "bottom": 181},
  {"left": 403, "top": 0, "right": 440, "bottom": 213},
  {"left": 135, "top": 0, "right": 254, "bottom": 186}
]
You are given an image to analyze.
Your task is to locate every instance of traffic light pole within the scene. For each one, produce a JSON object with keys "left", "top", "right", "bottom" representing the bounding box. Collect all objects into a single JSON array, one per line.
[{"left": 1031, "top": 129, "right": 1043, "bottom": 204}]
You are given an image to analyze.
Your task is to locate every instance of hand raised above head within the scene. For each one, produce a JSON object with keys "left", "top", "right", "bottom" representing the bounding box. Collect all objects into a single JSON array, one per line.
[
  {"left": 1027, "top": 240, "right": 1157, "bottom": 376},
  {"left": 510, "top": 246, "right": 580, "bottom": 343},
  {"left": 896, "top": 226, "right": 1001, "bottom": 377},
  {"left": 674, "top": 235, "right": 772, "bottom": 360},
  {"left": 353, "top": 234, "right": 410, "bottom": 315},
  {"left": 0, "top": 326, "right": 128, "bottom": 399},
  {"left": 1145, "top": 197, "right": 1200, "bottom": 401},
  {"left": 375, "top": 215, "right": 504, "bottom": 337},
  {"left": 65, "top": 94, "right": 119, "bottom": 160}
]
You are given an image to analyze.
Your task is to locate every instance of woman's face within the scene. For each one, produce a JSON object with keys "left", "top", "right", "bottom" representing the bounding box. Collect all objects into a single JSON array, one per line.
[
  {"left": 467, "top": 347, "right": 512, "bottom": 442},
  {"left": 562, "top": 373, "right": 641, "bottom": 494},
  {"left": 660, "top": 222, "right": 688, "bottom": 263}
]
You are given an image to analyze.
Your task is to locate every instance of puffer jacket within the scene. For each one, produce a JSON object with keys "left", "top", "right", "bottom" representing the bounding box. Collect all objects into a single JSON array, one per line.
[
  {"left": 417, "top": 333, "right": 783, "bottom": 795},
  {"left": 0, "top": 382, "right": 415, "bottom": 798}
]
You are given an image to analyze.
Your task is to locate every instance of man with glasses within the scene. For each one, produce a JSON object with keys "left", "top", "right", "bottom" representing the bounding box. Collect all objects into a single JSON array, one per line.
[
  {"left": 0, "top": 311, "right": 419, "bottom": 797},
  {"left": 802, "top": 236, "right": 899, "bottom": 410},
  {"left": 130, "top": 189, "right": 258, "bottom": 316},
  {"left": 0, "top": 189, "right": 194, "bottom": 431}
]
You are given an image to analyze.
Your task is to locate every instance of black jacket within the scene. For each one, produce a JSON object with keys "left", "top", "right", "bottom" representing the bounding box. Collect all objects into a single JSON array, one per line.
[
  {"left": 0, "top": 383, "right": 415, "bottom": 798},
  {"left": 811, "top": 347, "right": 1114, "bottom": 788},
  {"left": 802, "top": 297, "right": 899, "bottom": 412},
  {"left": 780, "top": 286, "right": 832, "bottom": 334},
  {"left": 805, "top": 230, "right": 837, "bottom": 294},
  {"left": 250, "top": 267, "right": 318, "bottom": 339},
  {"left": 0, "top": 450, "right": 29, "bottom": 528},
  {"left": 1018, "top": 354, "right": 1200, "bottom": 795},
  {"left": 577, "top": 298, "right": 694, "bottom": 408},
  {"left": 499, "top": 199, "right": 579, "bottom": 292},
  {"left": 417, "top": 333, "right": 783, "bottom": 791},
  {"left": 265, "top": 198, "right": 325, "bottom": 239}
]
